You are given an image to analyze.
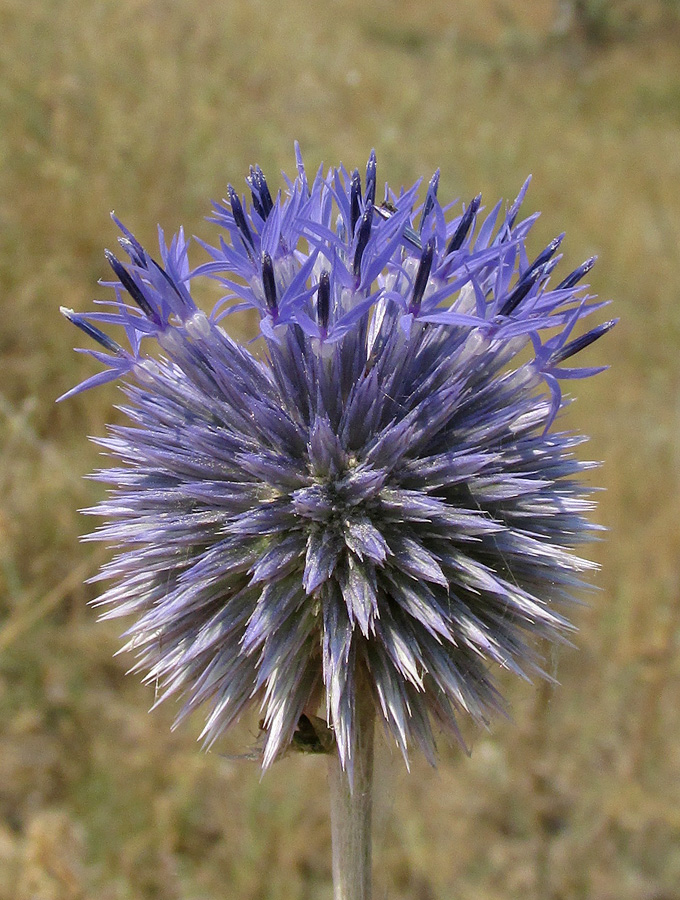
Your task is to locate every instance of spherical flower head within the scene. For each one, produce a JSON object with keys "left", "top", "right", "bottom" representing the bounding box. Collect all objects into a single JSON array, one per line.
[{"left": 61, "top": 145, "right": 615, "bottom": 774}]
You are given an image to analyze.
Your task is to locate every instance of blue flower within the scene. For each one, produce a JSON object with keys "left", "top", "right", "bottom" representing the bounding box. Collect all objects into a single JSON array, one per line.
[{"left": 61, "top": 146, "right": 615, "bottom": 773}]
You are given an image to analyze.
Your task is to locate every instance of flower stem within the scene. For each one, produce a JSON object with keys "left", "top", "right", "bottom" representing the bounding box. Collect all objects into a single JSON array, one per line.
[{"left": 328, "top": 680, "right": 375, "bottom": 900}]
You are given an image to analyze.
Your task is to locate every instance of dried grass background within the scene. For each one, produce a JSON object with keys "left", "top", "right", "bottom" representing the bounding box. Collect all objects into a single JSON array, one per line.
[{"left": 1, "top": 1, "right": 679, "bottom": 897}]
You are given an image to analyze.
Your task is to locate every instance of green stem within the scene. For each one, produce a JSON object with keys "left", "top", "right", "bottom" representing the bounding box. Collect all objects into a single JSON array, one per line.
[{"left": 328, "top": 681, "right": 375, "bottom": 900}]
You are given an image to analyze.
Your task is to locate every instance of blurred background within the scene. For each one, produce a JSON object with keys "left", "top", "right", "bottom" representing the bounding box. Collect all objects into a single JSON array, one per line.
[{"left": 1, "top": 0, "right": 679, "bottom": 897}]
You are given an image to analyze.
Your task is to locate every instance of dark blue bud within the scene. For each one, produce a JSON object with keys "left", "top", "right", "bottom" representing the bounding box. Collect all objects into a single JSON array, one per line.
[
  {"left": 317, "top": 270, "right": 331, "bottom": 332},
  {"left": 60, "top": 307, "right": 123, "bottom": 354},
  {"left": 550, "top": 319, "right": 617, "bottom": 364},
  {"left": 498, "top": 265, "right": 543, "bottom": 318},
  {"left": 261, "top": 252, "right": 278, "bottom": 314},
  {"left": 409, "top": 239, "right": 435, "bottom": 315},
  {"left": 350, "top": 169, "right": 362, "bottom": 234},
  {"left": 256, "top": 167, "right": 274, "bottom": 215},
  {"left": 528, "top": 234, "right": 564, "bottom": 276},
  {"left": 446, "top": 194, "right": 481, "bottom": 255},
  {"left": 248, "top": 165, "right": 274, "bottom": 220},
  {"left": 365, "top": 150, "right": 377, "bottom": 208},
  {"left": 228, "top": 185, "right": 255, "bottom": 250},
  {"left": 353, "top": 201, "right": 373, "bottom": 278},
  {"left": 105, "top": 250, "right": 158, "bottom": 322},
  {"left": 419, "top": 170, "right": 440, "bottom": 234},
  {"left": 557, "top": 256, "right": 597, "bottom": 291}
]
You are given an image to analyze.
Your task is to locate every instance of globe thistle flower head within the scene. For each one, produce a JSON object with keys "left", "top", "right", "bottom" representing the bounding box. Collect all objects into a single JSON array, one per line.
[{"left": 61, "top": 145, "right": 614, "bottom": 774}]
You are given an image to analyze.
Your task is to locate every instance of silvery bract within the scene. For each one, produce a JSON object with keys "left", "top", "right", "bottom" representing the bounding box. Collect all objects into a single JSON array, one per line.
[{"left": 61, "top": 147, "right": 614, "bottom": 773}]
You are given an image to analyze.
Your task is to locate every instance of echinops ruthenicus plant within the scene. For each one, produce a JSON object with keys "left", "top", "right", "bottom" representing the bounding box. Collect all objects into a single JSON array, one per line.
[{"left": 61, "top": 146, "right": 614, "bottom": 899}]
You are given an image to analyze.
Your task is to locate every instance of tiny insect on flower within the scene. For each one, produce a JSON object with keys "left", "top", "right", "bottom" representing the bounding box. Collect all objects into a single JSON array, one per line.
[{"left": 61, "top": 145, "right": 615, "bottom": 776}]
